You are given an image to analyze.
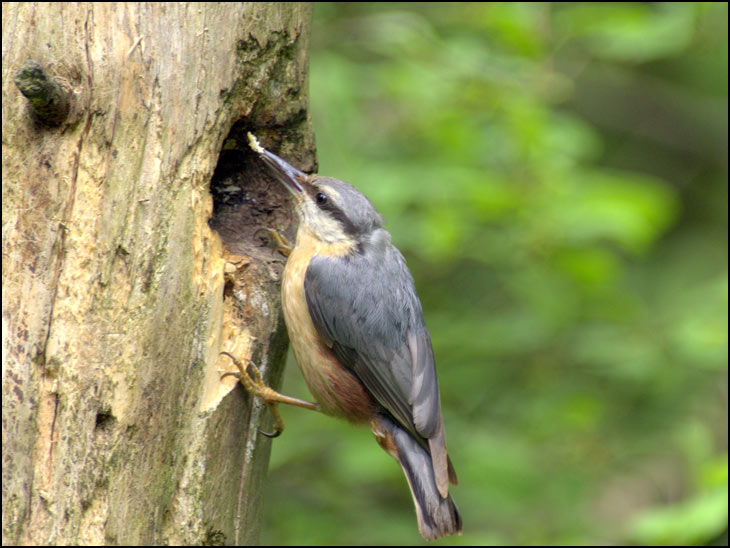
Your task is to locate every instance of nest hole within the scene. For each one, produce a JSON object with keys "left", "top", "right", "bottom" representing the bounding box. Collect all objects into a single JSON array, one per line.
[
  {"left": 208, "top": 121, "right": 296, "bottom": 259},
  {"left": 95, "top": 409, "right": 116, "bottom": 431}
]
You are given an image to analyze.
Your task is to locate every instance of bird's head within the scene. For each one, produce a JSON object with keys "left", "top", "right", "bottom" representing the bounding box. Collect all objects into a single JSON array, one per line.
[{"left": 249, "top": 134, "right": 385, "bottom": 249}]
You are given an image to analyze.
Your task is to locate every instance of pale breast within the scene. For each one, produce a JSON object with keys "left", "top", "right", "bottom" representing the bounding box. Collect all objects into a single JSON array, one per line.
[{"left": 281, "top": 228, "right": 372, "bottom": 421}]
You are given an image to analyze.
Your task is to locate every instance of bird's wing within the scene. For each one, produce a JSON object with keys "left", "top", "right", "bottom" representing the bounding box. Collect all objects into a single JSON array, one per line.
[{"left": 304, "top": 245, "right": 443, "bottom": 442}]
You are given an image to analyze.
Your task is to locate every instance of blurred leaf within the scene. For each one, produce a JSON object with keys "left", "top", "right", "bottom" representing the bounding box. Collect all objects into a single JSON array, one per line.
[
  {"left": 557, "top": 3, "right": 698, "bottom": 62},
  {"left": 629, "top": 485, "right": 728, "bottom": 545},
  {"left": 548, "top": 170, "right": 680, "bottom": 254}
]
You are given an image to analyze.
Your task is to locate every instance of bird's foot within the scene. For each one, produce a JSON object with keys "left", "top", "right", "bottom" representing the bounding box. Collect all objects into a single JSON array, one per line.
[
  {"left": 220, "top": 352, "right": 320, "bottom": 438},
  {"left": 254, "top": 228, "right": 293, "bottom": 257}
]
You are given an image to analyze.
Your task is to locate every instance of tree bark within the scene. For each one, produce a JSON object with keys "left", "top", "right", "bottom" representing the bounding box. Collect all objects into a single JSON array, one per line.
[{"left": 2, "top": 3, "right": 314, "bottom": 545}]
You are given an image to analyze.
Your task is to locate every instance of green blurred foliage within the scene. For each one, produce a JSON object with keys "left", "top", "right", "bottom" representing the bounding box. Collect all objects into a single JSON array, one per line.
[{"left": 263, "top": 3, "right": 728, "bottom": 545}]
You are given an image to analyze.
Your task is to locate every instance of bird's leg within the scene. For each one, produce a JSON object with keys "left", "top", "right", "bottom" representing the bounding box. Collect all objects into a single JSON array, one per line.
[
  {"left": 220, "top": 352, "right": 320, "bottom": 438},
  {"left": 254, "top": 228, "right": 293, "bottom": 257}
]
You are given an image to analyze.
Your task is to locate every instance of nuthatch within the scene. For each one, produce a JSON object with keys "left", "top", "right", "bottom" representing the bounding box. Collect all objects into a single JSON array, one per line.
[{"left": 229, "top": 133, "right": 462, "bottom": 540}]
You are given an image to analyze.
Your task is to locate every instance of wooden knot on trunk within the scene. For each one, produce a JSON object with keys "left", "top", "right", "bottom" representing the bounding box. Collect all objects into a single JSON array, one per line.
[{"left": 13, "top": 59, "right": 70, "bottom": 126}]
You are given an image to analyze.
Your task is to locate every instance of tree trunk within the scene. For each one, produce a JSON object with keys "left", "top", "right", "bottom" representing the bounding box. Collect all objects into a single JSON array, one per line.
[{"left": 2, "top": 3, "right": 314, "bottom": 545}]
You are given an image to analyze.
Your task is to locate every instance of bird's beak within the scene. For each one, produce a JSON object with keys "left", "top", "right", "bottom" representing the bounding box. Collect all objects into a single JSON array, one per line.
[{"left": 248, "top": 132, "right": 305, "bottom": 194}]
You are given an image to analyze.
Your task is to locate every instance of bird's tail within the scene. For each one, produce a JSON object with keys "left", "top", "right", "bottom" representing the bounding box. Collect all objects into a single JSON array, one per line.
[{"left": 372, "top": 414, "right": 462, "bottom": 541}]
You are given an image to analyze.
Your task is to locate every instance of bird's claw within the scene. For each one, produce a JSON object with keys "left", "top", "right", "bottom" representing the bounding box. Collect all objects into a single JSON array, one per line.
[
  {"left": 259, "top": 427, "right": 282, "bottom": 439},
  {"left": 254, "top": 228, "right": 293, "bottom": 257},
  {"left": 220, "top": 352, "right": 321, "bottom": 439},
  {"left": 220, "top": 352, "right": 286, "bottom": 437}
]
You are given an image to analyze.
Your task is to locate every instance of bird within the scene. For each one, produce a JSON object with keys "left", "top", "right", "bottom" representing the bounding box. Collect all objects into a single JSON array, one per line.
[{"left": 225, "top": 133, "right": 462, "bottom": 541}]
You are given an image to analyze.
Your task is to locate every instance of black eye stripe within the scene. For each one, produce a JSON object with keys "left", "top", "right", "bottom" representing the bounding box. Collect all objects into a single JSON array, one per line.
[{"left": 305, "top": 186, "right": 359, "bottom": 236}]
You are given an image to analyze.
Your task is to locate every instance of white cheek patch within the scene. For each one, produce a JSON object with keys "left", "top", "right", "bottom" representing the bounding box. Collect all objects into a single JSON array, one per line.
[{"left": 299, "top": 200, "right": 347, "bottom": 244}]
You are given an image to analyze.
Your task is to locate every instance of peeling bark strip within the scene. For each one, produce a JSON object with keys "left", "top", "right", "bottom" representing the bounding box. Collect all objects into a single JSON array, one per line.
[
  {"left": 13, "top": 60, "right": 70, "bottom": 126},
  {"left": 2, "top": 3, "right": 314, "bottom": 545}
]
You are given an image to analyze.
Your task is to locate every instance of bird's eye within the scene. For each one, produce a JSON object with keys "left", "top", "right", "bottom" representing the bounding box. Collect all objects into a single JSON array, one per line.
[{"left": 315, "top": 192, "right": 328, "bottom": 206}]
